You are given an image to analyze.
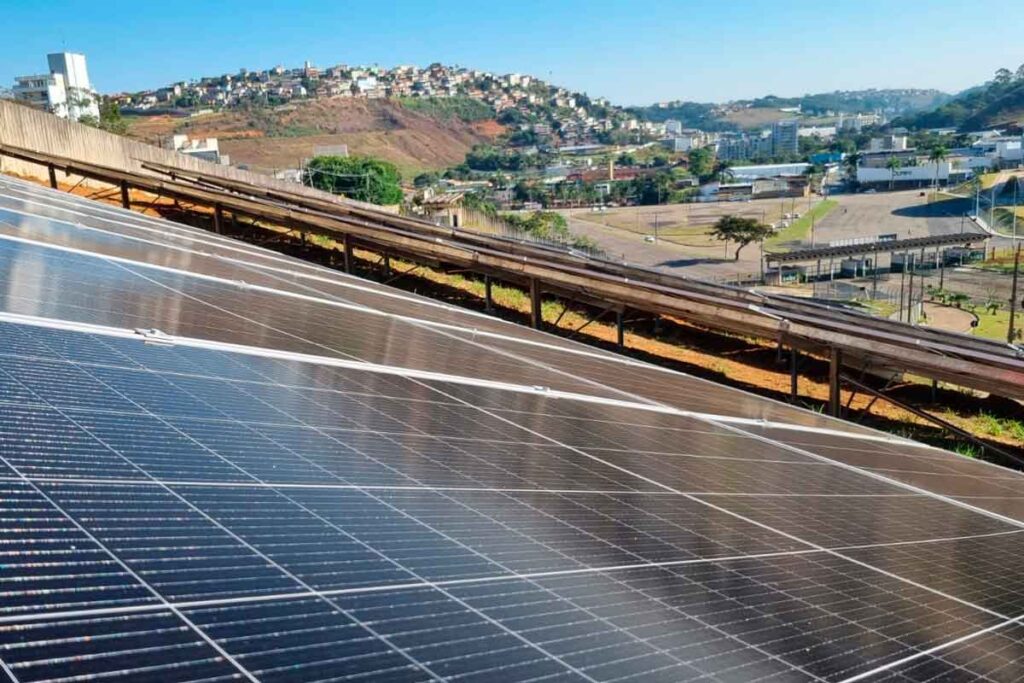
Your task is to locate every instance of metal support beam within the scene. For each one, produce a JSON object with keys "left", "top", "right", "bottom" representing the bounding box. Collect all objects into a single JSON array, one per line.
[
  {"left": 119, "top": 180, "right": 130, "bottom": 209},
  {"left": 529, "top": 278, "right": 541, "bottom": 329},
  {"left": 616, "top": 309, "right": 625, "bottom": 348},
  {"left": 213, "top": 204, "right": 224, "bottom": 234},
  {"left": 568, "top": 303, "right": 616, "bottom": 339},
  {"left": 841, "top": 374, "right": 1024, "bottom": 468},
  {"left": 343, "top": 234, "right": 353, "bottom": 274},
  {"left": 790, "top": 347, "right": 799, "bottom": 402},
  {"left": 829, "top": 346, "right": 842, "bottom": 417},
  {"left": 48, "top": 164, "right": 58, "bottom": 189},
  {"left": 383, "top": 252, "right": 392, "bottom": 278},
  {"left": 484, "top": 275, "right": 494, "bottom": 313}
]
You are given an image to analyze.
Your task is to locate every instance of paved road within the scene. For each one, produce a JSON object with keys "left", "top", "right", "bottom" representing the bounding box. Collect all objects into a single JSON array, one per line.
[{"left": 565, "top": 213, "right": 766, "bottom": 281}]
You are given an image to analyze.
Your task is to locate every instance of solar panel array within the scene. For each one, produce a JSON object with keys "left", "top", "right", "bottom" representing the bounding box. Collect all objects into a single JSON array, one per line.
[{"left": 0, "top": 174, "right": 1023, "bottom": 682}]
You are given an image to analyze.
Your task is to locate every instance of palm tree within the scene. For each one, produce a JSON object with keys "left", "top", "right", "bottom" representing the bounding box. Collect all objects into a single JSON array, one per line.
[
  {"left": 844, "top": 152, "right": 862, "bottom": 180},
  {"left": 885, "top": 156, "right": 902, "bottom": 190},
  {"left": 928, "top": 145, "right": 948, "bottom": 190}
]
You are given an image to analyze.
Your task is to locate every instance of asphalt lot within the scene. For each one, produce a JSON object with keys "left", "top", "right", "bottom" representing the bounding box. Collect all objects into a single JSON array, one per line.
[
  {"left": 563, "top": 189, "right": 1013, "bottom": 285},
  {"left": 813, "top": 189, "right": 972, "bottom": 244}
]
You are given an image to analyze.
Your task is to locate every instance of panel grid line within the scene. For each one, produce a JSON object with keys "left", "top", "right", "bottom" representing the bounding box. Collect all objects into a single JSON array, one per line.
[
  {"left": 10, "top": 342, "right": 607, "bottom": 683},
  {"left": 0, "top": 390, "right": 261, "bottom": 682},
  {"left": 4, "top": 527, "right": 1022, "bottom": 631},
  {"left": 418, "top": 381, "right": 1017, "bottom": 622}
]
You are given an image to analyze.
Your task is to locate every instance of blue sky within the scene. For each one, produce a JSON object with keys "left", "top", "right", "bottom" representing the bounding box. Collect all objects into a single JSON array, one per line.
[{"left": 2, "top": 0, "right": 1021, "bottom": 105}]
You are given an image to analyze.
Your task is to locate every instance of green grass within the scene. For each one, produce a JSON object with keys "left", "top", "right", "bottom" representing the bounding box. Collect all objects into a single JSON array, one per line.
[
  {"left": 972, "top": 308, "right": 1014, "bottom": 341},
  {"left": 765, "top": 199, "right": 837, "bottom": 250},
  {"left": 953, "top": 442, "right": 981, "bottom": 458},
  {"left": 859, "top": 300, "right": 898, "bottom": 319},
  {"left": 397, "top": 96, "right": 495, "bottom": 123},
  {"left": 991, "top": 207, "right": 1024, "bottom": 238}
]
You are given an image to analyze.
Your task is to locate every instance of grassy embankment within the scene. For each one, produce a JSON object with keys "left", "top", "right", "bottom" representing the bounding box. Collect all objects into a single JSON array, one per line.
[{"left": 765, "top": 199, "right": 837, "bottom": 250}]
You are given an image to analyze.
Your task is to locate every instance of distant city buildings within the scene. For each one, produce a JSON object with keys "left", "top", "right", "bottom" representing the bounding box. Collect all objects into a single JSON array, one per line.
[
  {"left": 111, "top": 61, "right": 647, "bottom": 147},
  {"left": 12, "top": 52, "right": 100, "bottom": 122}
]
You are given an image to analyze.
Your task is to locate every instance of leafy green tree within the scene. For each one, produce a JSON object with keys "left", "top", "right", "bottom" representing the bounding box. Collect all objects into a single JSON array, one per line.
[
  {"left": 304, "top": 155, "right": 403, "bottom": 205},
  {"left": 413, "top": 172, "right": 439, "bottom": 188},
  {"left": 710, "top": 215, "right": 773, "bottom": 261},
  {"left": 616, "top": 152, "right": 637, "bottom": 166},
  {"left": 99, "top": 100, "right": 128, "bottom": 134},
  {"left": 687, "top": 147, "right": 714, "bottom": 181},
  {"left": 496, "top": 108, "right": 526, "bottom": 125}
]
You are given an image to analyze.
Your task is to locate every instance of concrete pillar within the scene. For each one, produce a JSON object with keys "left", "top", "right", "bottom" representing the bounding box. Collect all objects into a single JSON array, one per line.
[
  {"left": 213, "top": 205, "right": 224, "bottom": 234},
  {"left": 48, "top": 164, "right": 58, "bottom": 189},
  {"left": 119, "top": 180, "right": 130, "bottom": 209},
  {"left": 484, "top": 275, "right": 494, "bottom": 313},
  {"left": 616, "top": 309, "right": 625, "bottom": 348}
]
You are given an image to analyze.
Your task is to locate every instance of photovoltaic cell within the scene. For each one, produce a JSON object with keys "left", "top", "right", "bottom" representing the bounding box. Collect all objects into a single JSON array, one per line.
[{"left": 2, "top": 181, "right": 1024, "bottom": 680}]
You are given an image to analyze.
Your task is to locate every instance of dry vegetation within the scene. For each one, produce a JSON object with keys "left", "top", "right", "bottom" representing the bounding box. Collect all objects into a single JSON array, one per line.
[{"left": 125, "top": 98, "right": 499, "bottom": 177}]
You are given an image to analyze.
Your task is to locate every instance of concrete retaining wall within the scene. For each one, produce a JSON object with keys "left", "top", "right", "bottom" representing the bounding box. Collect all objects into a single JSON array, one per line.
[{"left": 0, "top": 101, "right": 349, "bottom": 204}]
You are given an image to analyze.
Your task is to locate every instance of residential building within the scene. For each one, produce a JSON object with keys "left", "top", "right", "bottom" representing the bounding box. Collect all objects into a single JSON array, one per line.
[
  {"left": 167, "top": 134, "right": 223, "bottom": 164},
  {"left": 12, "top": 74, "right": 68, "bottom": 117},
  {"left": 797, "top": 125, "right": 836, "bottom": 139},
  {"left": 12, "top": 52, "right": 99, "bottom": 122},
  {"left": 716, "top": 133, "right": 773, "bottom": 162},
  {"left": 868, "top": 135, "right": 908, "bottom": 152},
  {"left": 771, "top": 119, "right": 799, "bottom": 157},
  {"left": 47, "top": 52, "right": 100, "bottom": 121}
]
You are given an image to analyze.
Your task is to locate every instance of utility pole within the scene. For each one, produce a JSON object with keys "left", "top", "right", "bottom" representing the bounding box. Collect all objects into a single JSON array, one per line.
[
  {"left": 898, "top": 256, "right": 906, "bottom": 322},
  {"left": 1009, "top": 242, "right": 1021, "bottom": 344},
  {"left": 907, "top": 253, "right": 915, "bottom": 324},
  {"left": 1013, "top": 176, "right": 1019, "bottom": 240}
]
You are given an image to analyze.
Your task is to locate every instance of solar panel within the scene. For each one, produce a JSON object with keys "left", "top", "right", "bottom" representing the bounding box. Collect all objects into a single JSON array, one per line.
[{"left": 0, "top": 180, "right": 1023, "bottom": 681}]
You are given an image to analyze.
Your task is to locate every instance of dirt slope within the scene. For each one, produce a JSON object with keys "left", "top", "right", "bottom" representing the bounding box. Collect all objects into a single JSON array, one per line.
[{"left": 126, "top": 98, "right": 498, "bottom": 178}]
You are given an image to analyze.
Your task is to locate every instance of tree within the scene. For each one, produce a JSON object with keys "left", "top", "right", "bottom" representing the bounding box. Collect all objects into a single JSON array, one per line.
[
  {"left": 710, "top": 215, "right": 773, "bottom": 261},
  {"left": 885, "top": 156, "right": 902, "bottom": 190},
  {"left": 844, "top": 152, "right": 862, "bottom": 178},
  {"left": 413, "top": 171, "right": 439, "bottom": 188},
  {"left": 994, "top": 68, "right": 1014, "bottom": 85},
  {"left": 304, "top": 155, "right": 403, "bottom": 205},
  {"left": 98, "top": 100, "right": 128, "bottom": 135},
  {"left": 928, "top": 145, "right": 948, "bottom": 189},
  {"left": 687, "top": 147, "right": 714, "bottom": 181}
]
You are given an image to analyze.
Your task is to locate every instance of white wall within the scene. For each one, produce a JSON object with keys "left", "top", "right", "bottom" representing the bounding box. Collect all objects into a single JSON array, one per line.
[{"left": 857, "top": 162, "right": 950, "bottom": 184}]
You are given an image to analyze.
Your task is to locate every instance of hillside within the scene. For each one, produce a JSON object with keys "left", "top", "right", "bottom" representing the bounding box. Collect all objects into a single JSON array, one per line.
[
  {"left": 895, "top": 67, "right": 1024, "bottom": 131},
  {"left": 632, "top": 89, "right": 949, "bottom": 131},
  {"left": 125, "top": 97, "right": 500, "bottom": 177}
]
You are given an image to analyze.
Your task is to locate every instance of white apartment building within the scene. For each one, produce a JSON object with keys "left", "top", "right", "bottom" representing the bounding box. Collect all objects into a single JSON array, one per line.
[
  {"left": 12, "top": 52, "right": 100, "bottom": 122},
  {"left": 13, "top": 73, "right": 68, "bottom": 117}
]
